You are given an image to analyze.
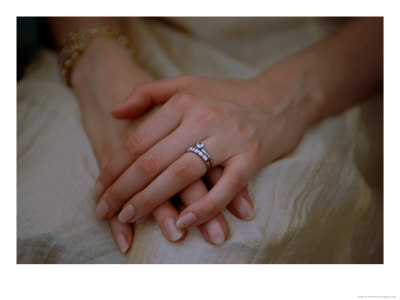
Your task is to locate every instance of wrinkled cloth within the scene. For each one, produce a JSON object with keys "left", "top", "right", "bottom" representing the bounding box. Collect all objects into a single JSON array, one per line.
[{"left": 17, "top": 17, "right": 382, "bottom": 263}]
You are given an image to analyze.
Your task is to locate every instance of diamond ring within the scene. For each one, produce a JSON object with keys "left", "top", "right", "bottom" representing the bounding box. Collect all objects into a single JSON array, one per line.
[{"left": 186, "top": 141, "right": 213, "bottom": 170}]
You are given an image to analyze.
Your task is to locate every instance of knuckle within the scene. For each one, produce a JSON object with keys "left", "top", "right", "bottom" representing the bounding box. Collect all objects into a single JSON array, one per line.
[
  {"left": 132, "top": 82, "right": 148, "bottom": 95},
  {"left": 193, "top": 105, "right": 226, "bottom": 126},
  {"left": 136, "top": 152, "right": 161, "bottom": 179},
  {"left": 133, "top": 191, "right": 149, "bottom": 211},
  {"left": 226, "top": 122, "right": 256, "bottom": 145},
  {"left": 172, "top": 159, "right": 194, "bottom": 183},
  {"left": 133, "top": 190, "right": 157, "bottom": 217},
  {"left": 235, "top": 120, "right": 250, "bottom": 134},
  {"left": 203, "top": 198, "right": 220, "bottom": 216},
  {"left": 206, "top": 105, "right": 227, "bottom": 120},
  {"left": 98, "top": 167, "right": 114, "bottom": 187},
  {"left": 124, "top": 134, "right": 142, "bottom": 157},
  {"left": 172, "top": 92, "right": 201, "bottom": 112},
  {"left": 107, "top": 186, "right": 126, "bottom": 206},
  {"left": 230, "top": 120, "right": 252, "bottom": 137}
]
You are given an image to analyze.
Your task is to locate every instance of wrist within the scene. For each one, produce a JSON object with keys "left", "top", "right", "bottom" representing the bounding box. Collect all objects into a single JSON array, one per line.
[
  {"left": 256, "top": 54, "right": 323, "bottom": 132},
  {"left": 70, "top": 36, "right": 151, "bottom": 114}
]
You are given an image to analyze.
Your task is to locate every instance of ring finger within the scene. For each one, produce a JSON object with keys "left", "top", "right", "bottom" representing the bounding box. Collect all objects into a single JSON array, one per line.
[
  {"left": 96, "top": 128, "right": 214, "bottom": 219},
  {"left": 117, "top": 137, "right": 228, "bottom": 224}
]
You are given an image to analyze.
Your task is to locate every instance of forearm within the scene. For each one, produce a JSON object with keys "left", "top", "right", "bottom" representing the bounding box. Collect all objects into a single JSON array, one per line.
[
  {"left": 259, "top": 17, "right": 383, "bottom": 127},
  {"left": 47, "top": 17, "right": 153, "bottom": 164}
]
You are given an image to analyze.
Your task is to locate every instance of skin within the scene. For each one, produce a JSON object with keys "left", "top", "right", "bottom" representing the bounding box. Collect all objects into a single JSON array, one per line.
[
  {"left": 47, "top": 17, "right": 254, "bottom": 253},
  {"left": 94, "top": 17, "right": 382, "bottom": 229}
]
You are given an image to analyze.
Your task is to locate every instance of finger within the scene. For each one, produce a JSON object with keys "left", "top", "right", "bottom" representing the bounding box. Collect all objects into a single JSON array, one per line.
[
  {"left": 176, "top": 157, "right": 250, "bottom": 228},
  {"left": 179, "top": 179, "right": 228, "bottom": 245},
  {"left": 226, "top": 190, "right": 254, "bottom": 221},
  {"left": 152, "top": 201, "right": 186, "bottom": 242},
  {"left": 109, "top": 216, "right": 133, "bottom": 254},
  {"left": 112, "top": 75, "right": 196, "bottom": 119},
  {"left": 207, "top": 167, "right": 254, "bottom": 221},
  {"left": 94, "top": 103, "right": 182, "bottom": 201},
  {"left": 95, "top": 124, "right": 207, "bottom": 219},
  {"left": 117, "top": 152, "right": 206, "bottom": 223},
  {"left": 95, "top": 90, "right": 218, "bottom": 205},
  {"left": 115, "top": 137, "right": 232, "bottom": 223}
]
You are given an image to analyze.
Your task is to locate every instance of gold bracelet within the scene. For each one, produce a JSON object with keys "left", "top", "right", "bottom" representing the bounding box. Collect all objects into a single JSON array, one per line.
[{"left": 58, "top": 25, "right": 134, "bottom": 86}]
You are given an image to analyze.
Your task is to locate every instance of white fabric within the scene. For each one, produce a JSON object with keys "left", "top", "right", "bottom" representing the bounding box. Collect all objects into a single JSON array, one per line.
[{"left": 17, "top": 17, "right": 382, "bottom": 263}]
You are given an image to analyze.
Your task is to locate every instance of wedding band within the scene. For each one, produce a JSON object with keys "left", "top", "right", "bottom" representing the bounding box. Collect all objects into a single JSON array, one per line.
[{"left": 186, "top": 141, "right": 213, "bottom": 170}]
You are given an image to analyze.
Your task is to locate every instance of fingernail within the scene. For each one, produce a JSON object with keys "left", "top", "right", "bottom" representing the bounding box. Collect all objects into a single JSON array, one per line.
[
  {"left": 237, "top": 195, "right": 254, "bottom": 221},
  {"left": 95, "top": 201, "right": 110, "bottom": 219},
  {"left": 206, "top": 219, "right": 226, "bottom": 245},
  {"left": 118, "top": 204, "right": 136, "bottom": 223},
  {"left": 94, "top": 181, "right": 104, "bottom": 199},
  {"left": 164, "top": 217, "right": 184, "bottom": 242},
  {"left": 176, "top": 212, "right": 197, "bottom": 229},
  {"left": 116, "top": 233, "right": 129, "bottom": 253}
]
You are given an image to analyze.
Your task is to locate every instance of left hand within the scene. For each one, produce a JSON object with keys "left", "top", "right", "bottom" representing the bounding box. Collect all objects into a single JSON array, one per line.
[{"left": 95, "top": 71, "right": 312, "bottom": 228}]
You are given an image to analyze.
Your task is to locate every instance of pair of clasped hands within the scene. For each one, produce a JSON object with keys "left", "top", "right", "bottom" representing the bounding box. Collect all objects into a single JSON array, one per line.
[
  {"left": 54, "top": 17, "right": 381, "bottom": 254},
  {"left": 92, "top": 69, "right": 310, "bottom": 252}
]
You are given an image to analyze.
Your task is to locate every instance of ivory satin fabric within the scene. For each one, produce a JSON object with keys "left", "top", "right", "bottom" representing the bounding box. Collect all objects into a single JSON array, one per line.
[{"left": 17, "top": 17, "right": 383, "bottom": 263}]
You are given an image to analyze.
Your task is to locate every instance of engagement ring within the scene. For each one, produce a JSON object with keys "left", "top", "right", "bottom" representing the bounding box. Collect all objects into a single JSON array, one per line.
[{"left": 186, "top": 141, "right": 213, "bottom": 170}]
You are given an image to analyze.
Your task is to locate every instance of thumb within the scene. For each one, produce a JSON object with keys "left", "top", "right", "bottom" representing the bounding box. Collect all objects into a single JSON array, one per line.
[{"left": 112, "top": 75, "right": 196, "bottom": 119}]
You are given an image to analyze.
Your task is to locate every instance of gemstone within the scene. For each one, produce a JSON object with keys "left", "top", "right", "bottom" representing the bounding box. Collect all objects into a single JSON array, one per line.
[{"left": 196, "top": 142, "right": 204, "bottom": 149}]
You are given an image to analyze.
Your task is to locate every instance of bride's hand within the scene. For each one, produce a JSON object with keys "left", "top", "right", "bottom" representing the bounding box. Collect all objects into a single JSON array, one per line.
[
  {"left": 69, "top": 33, "right": 253, "bottom": 248},
  {"left": 95, "top": 62, "right": 315, "bottom": 229}
]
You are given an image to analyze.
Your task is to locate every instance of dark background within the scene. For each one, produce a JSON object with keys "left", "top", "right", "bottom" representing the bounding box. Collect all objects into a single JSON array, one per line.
[{"left": 17, "top": 17, "right": 54, "bottom": 80}]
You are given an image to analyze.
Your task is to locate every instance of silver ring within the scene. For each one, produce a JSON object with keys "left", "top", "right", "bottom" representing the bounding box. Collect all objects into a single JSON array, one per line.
[{"left": 186, "top": 141, "right": 213, "bottom": 170}]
